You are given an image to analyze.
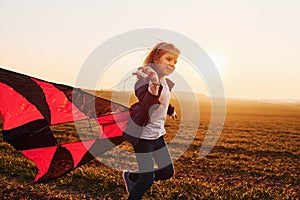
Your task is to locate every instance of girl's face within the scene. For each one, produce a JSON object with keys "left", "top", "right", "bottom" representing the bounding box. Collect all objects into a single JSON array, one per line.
[{"left": 154, "top": 52, "right": 179, "bottom": 77}]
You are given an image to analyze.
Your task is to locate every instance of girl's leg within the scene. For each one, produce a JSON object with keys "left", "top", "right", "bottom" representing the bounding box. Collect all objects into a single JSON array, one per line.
[
  {"left": 128, "top": 140, "right": 155, "bottom": 200},
  {"left": 128, "top": 172, "right": 154, "bottom": 200},
  {"left": 153, "top": 137, "right": 174, "bottom": 181},
  {"left": 127, "top": 137, "right": 174, "bottom": 199}
]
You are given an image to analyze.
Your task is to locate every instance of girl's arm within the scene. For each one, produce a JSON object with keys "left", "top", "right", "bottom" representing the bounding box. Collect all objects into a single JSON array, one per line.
[
  {"left": 124, "top": 79, "right": 163, "bottom": 143},
  {"left": 130, "top": 78, "right": 163, "bottom": 126},
  {"left": 134, "top": 78, "right": 161, "bottom": 101}
]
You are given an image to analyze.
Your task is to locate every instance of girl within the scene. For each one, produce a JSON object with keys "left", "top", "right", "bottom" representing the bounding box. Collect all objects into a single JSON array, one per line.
[{"left": 123, "top": 42, "right": 180, "bottom": 200}]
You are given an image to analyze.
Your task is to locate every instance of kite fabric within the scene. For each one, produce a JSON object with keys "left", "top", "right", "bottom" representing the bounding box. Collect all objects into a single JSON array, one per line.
[{"left": 0, "top": 67, "right": 129, "bottom": 183}]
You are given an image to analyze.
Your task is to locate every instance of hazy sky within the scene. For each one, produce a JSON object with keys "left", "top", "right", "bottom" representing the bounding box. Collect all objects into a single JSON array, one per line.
[{"left": 1, "top": 0, "right": 299, "bottom": 101}]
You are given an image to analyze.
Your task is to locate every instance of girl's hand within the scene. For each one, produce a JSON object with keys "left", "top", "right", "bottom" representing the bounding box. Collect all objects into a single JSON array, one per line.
[
  {"left": 133, "top": 66, "right": 160, "bottom": 96},
  {"left": 140, "top": 66, "right": 159, "bottom": 84},
  {"left": 171, "top": 111, "right": 177, "bottom": 120}
]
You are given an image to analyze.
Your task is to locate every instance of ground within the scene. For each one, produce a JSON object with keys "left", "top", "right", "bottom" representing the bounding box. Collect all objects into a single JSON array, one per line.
[{"left": 0, "top": 96, "right": 299, "bottom": 199}]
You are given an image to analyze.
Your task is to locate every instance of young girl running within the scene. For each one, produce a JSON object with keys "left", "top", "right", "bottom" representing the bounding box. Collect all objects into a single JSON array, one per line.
[{"left": 123, "top": 42, "right": 180, "bottom": 200}]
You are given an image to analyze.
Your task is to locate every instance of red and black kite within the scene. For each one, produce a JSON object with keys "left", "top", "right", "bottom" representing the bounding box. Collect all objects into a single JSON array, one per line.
[{"left": 0, "top": 67, "right": 130, "bottom": 183}]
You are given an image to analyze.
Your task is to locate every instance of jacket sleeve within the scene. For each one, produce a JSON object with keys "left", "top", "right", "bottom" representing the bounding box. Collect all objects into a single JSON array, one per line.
[
  {"left": 133, "top": 79, "right": 162, "bottom": 122},
  {"left": 134, "top": 78, "right": 153, "bottom": 101},
  {"left": 123, "top": 78, "right": 163, "bottom": 145}
]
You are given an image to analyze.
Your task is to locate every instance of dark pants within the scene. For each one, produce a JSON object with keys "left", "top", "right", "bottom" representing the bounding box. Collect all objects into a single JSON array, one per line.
[{"left": 128, "top": 136, "right": 174, "bottom": 200}]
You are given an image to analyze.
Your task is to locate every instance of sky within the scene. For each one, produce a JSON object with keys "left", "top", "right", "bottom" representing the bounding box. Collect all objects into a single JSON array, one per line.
[{"left": 1, "top": 0, "right": 300, "bottom": 101}]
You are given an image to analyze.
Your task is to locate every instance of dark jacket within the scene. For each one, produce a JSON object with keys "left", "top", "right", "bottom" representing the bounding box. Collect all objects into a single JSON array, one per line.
[{"left": 123, "top": 78, "right": 175, "bottom": 146}]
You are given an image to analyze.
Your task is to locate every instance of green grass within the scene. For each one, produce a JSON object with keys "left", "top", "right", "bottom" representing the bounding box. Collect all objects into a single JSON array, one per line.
[{"left": 0, "top": 99, "right": 300, "bottom": 199}]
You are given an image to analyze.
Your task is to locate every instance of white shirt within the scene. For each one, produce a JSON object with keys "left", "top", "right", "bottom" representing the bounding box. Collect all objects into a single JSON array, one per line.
[{"left": 140, "top": 79, "right": 170, "bottom": 140}]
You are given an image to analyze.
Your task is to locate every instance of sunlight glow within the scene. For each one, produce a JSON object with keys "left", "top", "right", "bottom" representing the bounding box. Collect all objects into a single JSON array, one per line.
[{"left": 207, "top": 52, "right": 225, "bottom": 75}]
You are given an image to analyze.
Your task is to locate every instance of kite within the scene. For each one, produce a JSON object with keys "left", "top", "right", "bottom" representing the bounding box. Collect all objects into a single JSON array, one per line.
[{"left": 0, "top": 67, "right": 130, "bottom": 183}]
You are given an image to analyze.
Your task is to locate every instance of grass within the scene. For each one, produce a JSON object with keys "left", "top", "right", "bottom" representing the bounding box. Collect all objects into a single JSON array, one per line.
[{"left": 0, "top": 96, "right": 299, "bottom": 199}]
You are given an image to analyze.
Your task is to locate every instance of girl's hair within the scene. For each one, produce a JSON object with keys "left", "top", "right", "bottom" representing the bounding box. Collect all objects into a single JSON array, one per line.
[{"left": 143, "top": 42, "right": 180, "bottom": 66}]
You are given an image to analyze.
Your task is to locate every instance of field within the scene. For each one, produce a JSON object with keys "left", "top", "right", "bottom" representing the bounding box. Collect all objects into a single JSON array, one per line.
[{"left": 0, "top": 93, "right": 299, "bottom": 199}]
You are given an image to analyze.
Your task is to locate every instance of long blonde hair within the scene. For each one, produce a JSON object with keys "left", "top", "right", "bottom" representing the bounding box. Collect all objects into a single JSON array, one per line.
[{"left": 143, "top": 42, "right": 180, "bottom": 66}]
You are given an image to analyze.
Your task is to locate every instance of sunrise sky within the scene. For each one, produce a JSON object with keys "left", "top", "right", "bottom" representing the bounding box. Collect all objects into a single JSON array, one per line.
[{"left": 1, "top": 0, "right": 299, "bottom": 102}]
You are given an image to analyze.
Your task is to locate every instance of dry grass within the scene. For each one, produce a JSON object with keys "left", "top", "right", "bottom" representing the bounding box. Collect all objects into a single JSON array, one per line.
[{"left": 0, "top": 94, "right": 299, "bottom": 199}]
